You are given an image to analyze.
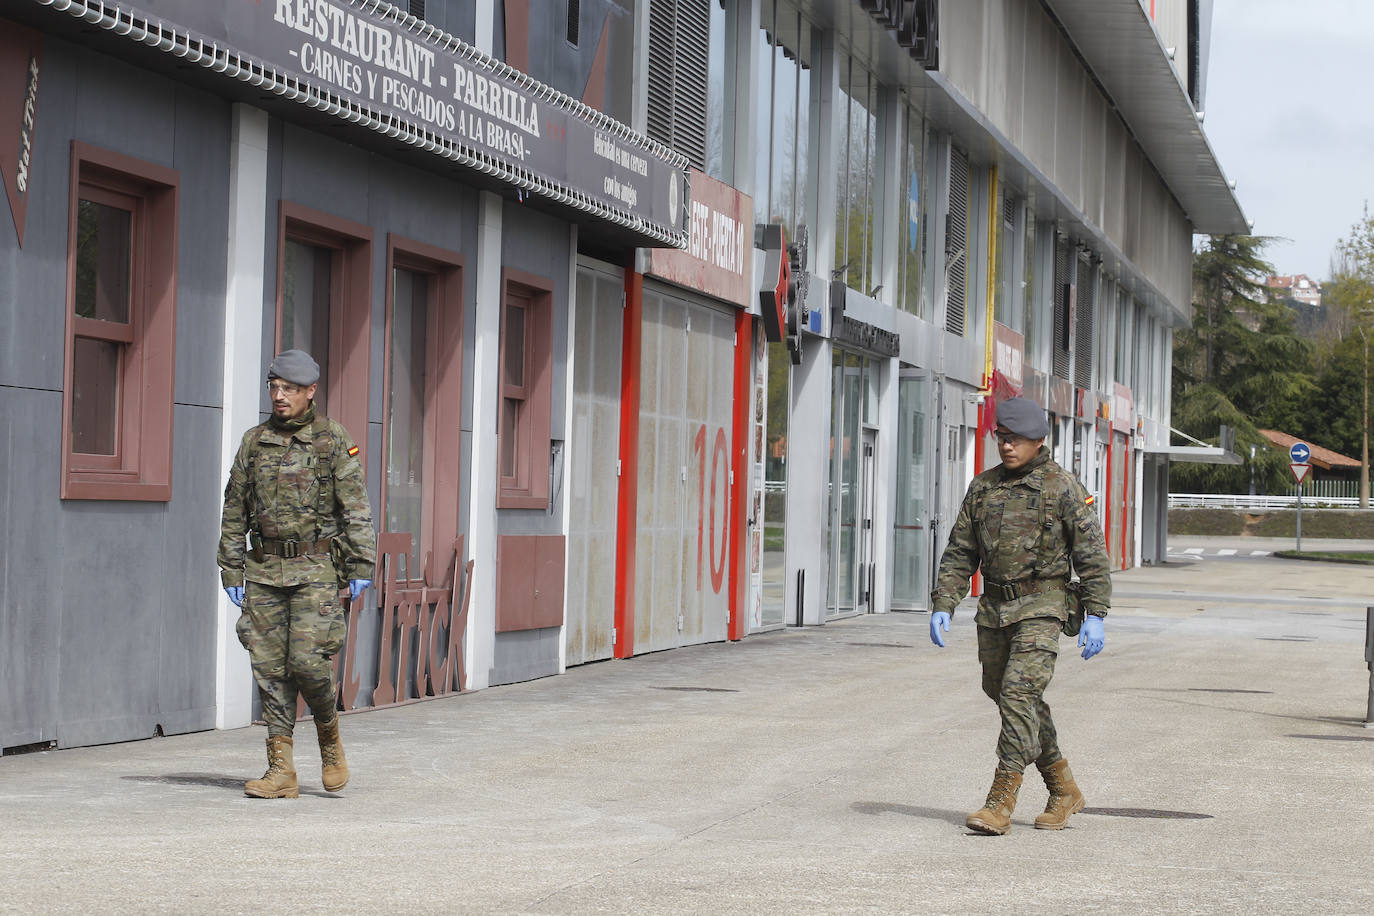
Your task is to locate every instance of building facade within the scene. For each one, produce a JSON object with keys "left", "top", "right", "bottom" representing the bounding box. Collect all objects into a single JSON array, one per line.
[{"left": 0, "top": 0, "right": 1245, "bottom": 752}]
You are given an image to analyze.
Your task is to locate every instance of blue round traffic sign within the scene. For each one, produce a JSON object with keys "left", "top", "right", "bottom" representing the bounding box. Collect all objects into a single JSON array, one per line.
[{"left": 1289, "top": 442, "right": 1311, "bottom": 464}]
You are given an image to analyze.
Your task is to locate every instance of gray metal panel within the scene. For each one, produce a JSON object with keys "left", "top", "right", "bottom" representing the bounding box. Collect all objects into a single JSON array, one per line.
[
  {"left": 0, "top": 388, "right": 64, "bottom": 751},
  {"left": 159, "top": 403, "right": 222, "bottom": 735},
  {"left": 566, "top": 264, "right": 623, "bottom": 666},
  {"left": 489, "top": 627, "right": 561, "bottom": 687}
]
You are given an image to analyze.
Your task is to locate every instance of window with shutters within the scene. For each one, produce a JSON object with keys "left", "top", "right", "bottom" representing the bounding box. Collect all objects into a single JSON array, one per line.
[
  {"left": 61, "top": 142, "right": 179, "bottom": 501},
  {"left": 944, "top": 146, "right": 970, "bottom": 337},
  {"left": 1052, "top": 237, "right": 1071, "bottom": 380},
  {"left": 994, "top": 192, "right": 1018, "bottom": 329},
  {"left": 647, "top": 0, "right": 712, "bottom": 171},
  {"left": 1074, "top": 255, "right": 1096, "bottom": 390}
]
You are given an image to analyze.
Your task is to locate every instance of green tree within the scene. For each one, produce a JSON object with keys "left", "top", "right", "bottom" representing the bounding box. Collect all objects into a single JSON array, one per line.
[{"left": 1172, "top": 235, "right": 1316, "bottom": 493}]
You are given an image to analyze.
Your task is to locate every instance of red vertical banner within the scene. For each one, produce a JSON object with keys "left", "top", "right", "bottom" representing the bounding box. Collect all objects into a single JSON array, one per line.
[
  {"left": 613, "top": 270, "right": 643, "bottom": 658},
  {"left": 727, "top": 311, "right": 751, "bottom": 640},
  {"left": 0, "top": 24, "right": 43, "bottom": 247}
]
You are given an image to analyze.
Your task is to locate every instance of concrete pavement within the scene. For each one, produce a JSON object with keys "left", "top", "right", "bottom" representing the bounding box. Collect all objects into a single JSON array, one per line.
[{"left": 2, "top": 549, "right": 1373, "bottom": 914}]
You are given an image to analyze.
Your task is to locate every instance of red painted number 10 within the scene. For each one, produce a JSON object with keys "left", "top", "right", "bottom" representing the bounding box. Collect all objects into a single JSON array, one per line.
[{"left": 693, "top": 424, "right": 729, "bottom": 594}]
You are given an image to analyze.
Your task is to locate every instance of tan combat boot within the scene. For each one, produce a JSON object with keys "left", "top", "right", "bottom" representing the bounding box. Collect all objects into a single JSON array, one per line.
[
  {"left": 314, "top": 712, "right": 349, "bottom": 792},
  {"left": 1034, "top": 758, "right": 1086, "bottom": 829},
  {"left": 966, "top": 767, "right": 1023, "bottom": 835},
  {"left": 244, "top": 735, "right": 298, "bottom": 799}
]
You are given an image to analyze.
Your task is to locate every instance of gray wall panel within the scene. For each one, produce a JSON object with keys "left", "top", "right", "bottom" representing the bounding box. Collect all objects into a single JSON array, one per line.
[
  {"left": 171, "top": 89, "right": 232, "bottom": 410},
  {"left": 0, "top": 40, "right": 78, "bottom": 391},
  {"left": 0, "top": 389, "right": 64, "bottom": 751},
  {"left": 1, "top": 40, "right": 227, "bottom": 749},
  {"left": 71, "top": 48, "right": 177, "bottom": 170},
  {"left": 160, "top": 403, "right": 225, "bottom": 734},
  {"left": 57, "top": 500, "right": 170, "bottom": 746},
  {"left": 281, "top": 125, "right": 372, "bottom": 227},
  {"left": 489, "top": 627, "right": 561, "bottom": 687}
]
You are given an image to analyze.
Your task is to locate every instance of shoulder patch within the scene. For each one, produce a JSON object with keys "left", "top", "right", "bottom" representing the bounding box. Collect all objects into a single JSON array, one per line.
[
  {"left": 347, "top": 445, "right": 359, "bottom": 457},
  {"left": 1084, "top": 495, "right": 1095, "bottom": 506}
]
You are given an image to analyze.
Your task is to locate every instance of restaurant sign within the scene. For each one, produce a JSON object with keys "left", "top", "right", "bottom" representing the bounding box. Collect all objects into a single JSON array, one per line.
[{"left": 66, "top": 0, "right": 687, "bottom": 244}]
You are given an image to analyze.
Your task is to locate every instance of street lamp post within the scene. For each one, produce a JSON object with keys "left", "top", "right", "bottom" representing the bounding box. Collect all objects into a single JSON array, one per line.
[{"left": 1363, "top": 327, "right": 1370, "bottom": 510}]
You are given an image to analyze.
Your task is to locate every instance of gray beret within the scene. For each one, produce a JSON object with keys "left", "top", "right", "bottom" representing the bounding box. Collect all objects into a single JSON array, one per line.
[
  {"left": 995, "top": 397, "right": 1049, "bottom": 439},
  {"left": 267, "top": 349, "right": 320, "bottom": 386}
]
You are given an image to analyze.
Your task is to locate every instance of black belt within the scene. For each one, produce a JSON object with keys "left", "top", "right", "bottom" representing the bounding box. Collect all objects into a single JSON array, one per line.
[
  {"left": 984, "top": 577, "right": 1068, "bottom": 602},
  {"left": 254, "top": 535, "right": 334, "bottom": 558}
]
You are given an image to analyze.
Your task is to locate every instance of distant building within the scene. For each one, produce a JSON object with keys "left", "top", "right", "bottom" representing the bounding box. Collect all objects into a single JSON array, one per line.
[
  {"left": 1267, "top": 275, "right": 1323, "bottom": 308},
  {"left": 1259, "top": 430, "right": 1359, "bottom": 483}
]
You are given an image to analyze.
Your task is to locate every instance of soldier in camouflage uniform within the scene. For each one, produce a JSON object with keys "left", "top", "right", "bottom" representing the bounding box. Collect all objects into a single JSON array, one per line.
[
  {"left": 219, "top": 350, "right": 377, "bottom": 799},
  {"left": 929, "top": 397, "right": 1109, "bottom": 835}
]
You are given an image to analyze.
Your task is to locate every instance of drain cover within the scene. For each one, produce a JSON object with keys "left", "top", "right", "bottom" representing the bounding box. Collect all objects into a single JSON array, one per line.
[
  {"left": 653, "top": 686, "right": 739, "bottom": 693},
  {"left": 1187, "top": 688, "right": 1272, "bottom": 695},
  {"left": 1288, "top": 733, "right": 1374, "bottom": 742},
  {"left": 848, "top": 642, "right": 914, "bottom": 649},
  {"left": 1081, "top": 807, "right": 1212, "bottom": 819}
]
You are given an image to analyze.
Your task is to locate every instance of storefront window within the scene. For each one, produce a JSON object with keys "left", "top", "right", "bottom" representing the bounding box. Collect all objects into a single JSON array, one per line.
[
  {"left": 753, "top": 1, "right": 813, "bottom": 241},
  {"left": 898, "top": 108, "right": 929, "bottom": 318},
  {"left": 827, "top": 350, "right": 863, "bottom": 615},
  {"left": 761, "top": 340, "right": 790, "bottom": 628},
  {"left": 834, "top": 58, "right": 878, "bottom": 296},
  {"left": 892, "top": 373, "right": 930, "bottom": 609}
]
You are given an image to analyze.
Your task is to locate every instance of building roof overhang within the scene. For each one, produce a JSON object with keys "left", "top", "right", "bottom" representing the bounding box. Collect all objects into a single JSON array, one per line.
[{"left": 1041, "top": 0, "right": 1249, "bottom": 235}]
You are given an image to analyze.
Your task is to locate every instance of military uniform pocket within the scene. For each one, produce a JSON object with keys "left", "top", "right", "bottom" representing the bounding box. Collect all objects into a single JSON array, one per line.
[
  {"left": 234, "top": 611, "right": 253, "bottom": 650},
  {"left": 316, "top": 601, "right": 346, "bottom": 656}
]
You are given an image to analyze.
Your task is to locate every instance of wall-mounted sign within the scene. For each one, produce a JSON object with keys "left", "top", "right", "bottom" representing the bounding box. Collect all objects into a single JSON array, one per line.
[
  {"left": 0, "top": 23, "right": 42, "bottom": 247},
  {"left": 753, "top": 223, "right": 789, "bottom": 339},
  {"left": 77, "top": 0, "right": 686, "bottom": 244},
  {"left": 649, "top": 169, "right": 752, "bottom": 307},
  {"left": 834, "top": 315, "right": 900, "bottom": 358},
  {"left": 993, "top": 322, "right": 1024, "bottom": 389},
  {"left": 1112, "top": 382, "right": 1133, "bottom": 433}
]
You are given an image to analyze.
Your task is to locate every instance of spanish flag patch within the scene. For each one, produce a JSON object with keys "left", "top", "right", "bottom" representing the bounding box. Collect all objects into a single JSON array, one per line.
[
  {"left": 347, "top": 445, "right": 359, "bottom": 457},
  {"left": 1084, "top": 495, "right": 1095, "bottom": 506}
]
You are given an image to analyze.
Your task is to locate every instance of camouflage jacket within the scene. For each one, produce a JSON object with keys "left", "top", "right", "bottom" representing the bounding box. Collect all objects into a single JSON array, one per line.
[
  {"left": 931, "top": 447, "right": 1111, "bottom": 627},
  {"left": 218, "top": 406, "right": 376, "bottom": 589}
]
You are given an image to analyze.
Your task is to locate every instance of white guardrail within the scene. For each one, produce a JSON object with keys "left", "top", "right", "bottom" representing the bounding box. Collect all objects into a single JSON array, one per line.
[{"left": 1169, "top": 493, "right": 1365, "bottom": 510}]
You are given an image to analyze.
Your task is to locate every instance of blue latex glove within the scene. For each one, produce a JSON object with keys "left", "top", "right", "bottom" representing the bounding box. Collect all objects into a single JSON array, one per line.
[
  {"left": 224, "top": 586, "right": 244, "bottom": 608},
  {"left": 348, "top": 579, "right": 372, "bottom": 601},
  {"left": 1079, "top": 615, "right": 1105, "bottom": 659},
  {"left": 929, "top": 611, "right": 951, "bottom": 648}
]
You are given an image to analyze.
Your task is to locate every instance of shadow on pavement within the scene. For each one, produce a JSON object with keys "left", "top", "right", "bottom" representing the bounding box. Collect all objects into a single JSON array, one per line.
[
  {"left": 851, "top": 801, "right": 967, "bottom": 826},
  {"left": 120, "top": 773, "right": 342, "bottom": 798}
]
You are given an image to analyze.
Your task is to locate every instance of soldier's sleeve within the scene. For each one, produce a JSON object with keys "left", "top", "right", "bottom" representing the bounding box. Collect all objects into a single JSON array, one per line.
[
  {"left": 930, "top": 484, "right": 981, "bottom": 617},
  {"left": 217, "top": 431, "right": 254, "bottom": 588},
  {"left": 331, "top": 425, "right": 377, "bottom": 582},
  {"left": 1062, "top": 477, "right": 1112, "bottom": 615}
]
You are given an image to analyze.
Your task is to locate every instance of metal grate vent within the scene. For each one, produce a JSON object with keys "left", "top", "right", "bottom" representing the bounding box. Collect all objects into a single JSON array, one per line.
[
  {"left": 646, "top": 0, "right": 710, "bottom": 170},
  {"left": 944, "top": 148, "right": 969, "bottom": 336},
  {"left": 408, "top": 0, "right": 425, "bottom": 20},
  {"left": 567, "top": 0, "right": 580, "bottom": 45}
]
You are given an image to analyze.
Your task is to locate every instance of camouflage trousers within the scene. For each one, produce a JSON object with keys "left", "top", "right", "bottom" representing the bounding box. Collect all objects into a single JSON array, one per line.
[
  {"left": 236, "top": 581, "right": 346, "bottom": 737},
  {"left": 976, "top": 616, "right": 1063, "bottom": 774}
]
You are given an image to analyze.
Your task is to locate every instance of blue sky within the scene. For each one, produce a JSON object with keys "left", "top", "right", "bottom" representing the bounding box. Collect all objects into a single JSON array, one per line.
[{"left": 1203, "top": 0, "right": 1374, "bottom": 279}]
